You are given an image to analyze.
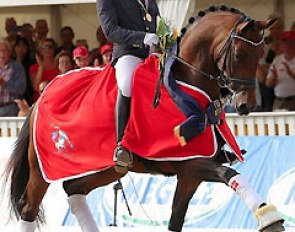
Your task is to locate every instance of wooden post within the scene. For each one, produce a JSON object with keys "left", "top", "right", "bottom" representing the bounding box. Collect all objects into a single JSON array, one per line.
[
  {"left": 50, "top": 5, "right": 62, "bottom": 44},
  {"left": 274, "top": 0, "right": 284, "bottom": 18}
]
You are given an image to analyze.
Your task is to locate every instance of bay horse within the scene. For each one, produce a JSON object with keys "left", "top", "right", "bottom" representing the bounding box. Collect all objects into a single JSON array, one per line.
[{"left": 4, "top": 6, "right": 285, "bottom": 232}]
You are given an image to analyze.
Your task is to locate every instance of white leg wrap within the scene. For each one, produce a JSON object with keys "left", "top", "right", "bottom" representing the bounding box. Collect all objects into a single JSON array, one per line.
[
  {"left": 68, "top": 194, "right": 100, "bottom": 232},
  {"left": 229, "top": 174, "right": 264, "bottom": 212},
  {"left": 255, "top": 204, "right": 284, "bottom": 231},
  {"left": 19, "top": 220, "right": 36, "bottom": 232}
]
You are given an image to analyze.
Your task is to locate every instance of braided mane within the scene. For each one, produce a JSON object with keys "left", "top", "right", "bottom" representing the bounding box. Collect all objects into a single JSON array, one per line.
[{"left": 180, "top": 5, "right": 248, "bottom": 37}]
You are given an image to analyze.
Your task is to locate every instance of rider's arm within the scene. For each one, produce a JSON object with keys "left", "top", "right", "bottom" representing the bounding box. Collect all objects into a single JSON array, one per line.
[{"left": 96, "top": 0, "right": 146, "bottom": 46}]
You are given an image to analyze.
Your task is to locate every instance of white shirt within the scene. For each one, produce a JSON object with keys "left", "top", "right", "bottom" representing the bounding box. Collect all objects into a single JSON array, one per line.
[{"left": 267, "top": 54, "right": 295, "bottom": 97}]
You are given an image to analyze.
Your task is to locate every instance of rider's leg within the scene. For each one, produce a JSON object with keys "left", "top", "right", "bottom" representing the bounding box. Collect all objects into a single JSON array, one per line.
[
  {"left": 114, "top": 55, "right": 143, "bottom": 173},
  {"left": 19, "top": 220, "right": 36, "bottom": 232},
  {"left": 114, "top": 90, "right": 131, "bottom": 172},
  {"left": 68, "top": 194, "right": 100, "bottom": 232}
]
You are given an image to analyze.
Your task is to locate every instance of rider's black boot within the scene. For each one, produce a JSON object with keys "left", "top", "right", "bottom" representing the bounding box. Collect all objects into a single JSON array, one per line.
[{"left": 114, "top": 90, "right": 132, "bottom": 173}]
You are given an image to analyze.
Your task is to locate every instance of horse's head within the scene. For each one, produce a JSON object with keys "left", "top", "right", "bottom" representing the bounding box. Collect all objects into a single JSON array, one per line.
[
  {"left": 175, "top": 6, "right": 276, "bottom": 115},
  {"left": 224, "top": 17, "right": 276, "bottom": 115}
]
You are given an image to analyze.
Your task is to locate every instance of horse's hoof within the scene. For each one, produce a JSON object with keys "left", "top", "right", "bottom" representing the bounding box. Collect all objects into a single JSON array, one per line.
[
  {"left": 256, "top": 204, "right": 285, "bottom": 232},
  {"left": 260, "top": 220, "right": 285, "bottom": 232}
]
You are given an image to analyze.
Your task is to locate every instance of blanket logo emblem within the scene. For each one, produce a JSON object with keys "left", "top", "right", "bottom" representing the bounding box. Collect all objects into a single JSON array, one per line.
[{"left": 51, "top": 127, "right": 74, "bottom": 155}]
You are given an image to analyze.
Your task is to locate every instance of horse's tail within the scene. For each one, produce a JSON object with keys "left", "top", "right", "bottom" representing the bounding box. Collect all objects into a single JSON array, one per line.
[{"left": 3, "top": 108, "right": 38, "bottom": 220}]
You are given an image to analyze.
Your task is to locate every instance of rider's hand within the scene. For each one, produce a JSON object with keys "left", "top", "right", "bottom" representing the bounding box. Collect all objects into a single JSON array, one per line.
[{"left": 144, "top": 33, "right": 159, "bottom": 47}]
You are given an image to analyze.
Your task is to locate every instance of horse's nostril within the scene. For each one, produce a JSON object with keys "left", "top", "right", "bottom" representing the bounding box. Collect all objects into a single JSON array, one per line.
[{"left": 237, "top": 104, "right": 250, "bottom": 115}]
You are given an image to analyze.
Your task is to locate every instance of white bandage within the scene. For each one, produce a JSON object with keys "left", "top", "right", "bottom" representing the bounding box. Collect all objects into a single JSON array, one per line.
[
  {"left": 19, "top": 220, "right": 36, "bottom": 232},
  {"left": 68, "top": 194, "right": 100, "bottom": 232}
]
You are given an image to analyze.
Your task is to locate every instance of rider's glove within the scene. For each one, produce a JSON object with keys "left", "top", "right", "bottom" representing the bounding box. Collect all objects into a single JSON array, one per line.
[{"left": 144, "top": 33, "right": 160, "bottom": 47}]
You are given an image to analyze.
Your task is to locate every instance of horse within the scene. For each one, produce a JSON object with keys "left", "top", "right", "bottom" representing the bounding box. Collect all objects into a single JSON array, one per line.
[{"left": 3, "top": 5, "right": 285, "bottom": 232}]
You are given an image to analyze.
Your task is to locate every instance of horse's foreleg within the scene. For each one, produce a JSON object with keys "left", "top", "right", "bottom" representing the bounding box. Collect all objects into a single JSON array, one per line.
[
  {"left": 168, "top": 179, "right": 202, "bottom": 232},
  {"left": 67, "top": 194, "right": 100, "bottom": 232},
  {"left": 223, "top": 167, "right": 284, "bottom": 232}
]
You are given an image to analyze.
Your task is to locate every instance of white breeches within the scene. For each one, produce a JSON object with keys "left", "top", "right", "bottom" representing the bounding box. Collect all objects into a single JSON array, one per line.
[{"left": 115, "top": 55, "right": 143, "bottom": 97}]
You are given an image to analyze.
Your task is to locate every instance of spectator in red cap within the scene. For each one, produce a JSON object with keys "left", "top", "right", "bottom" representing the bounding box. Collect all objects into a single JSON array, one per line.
[
  {"left": 73, "top": 45, "right": 90, "bottom": 68},
  {"left": 95, "top": 43, "right": 113, "bottom": 67},
  {"left": 266, "top": 31, "right": 295, "bottom": 111}
]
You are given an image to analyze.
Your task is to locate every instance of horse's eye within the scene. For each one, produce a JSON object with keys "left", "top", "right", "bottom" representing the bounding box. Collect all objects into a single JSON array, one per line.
[
  {"left": 235, "top": 51, "right": 246, "bottom": 60},
  {"left": 235, "top": 52, "right": 241, "bottom": 60}
]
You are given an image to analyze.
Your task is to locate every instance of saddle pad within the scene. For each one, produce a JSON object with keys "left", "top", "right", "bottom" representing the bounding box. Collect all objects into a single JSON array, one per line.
[{"left": 34, "top": 56, "right": 242, "bottom": 182}]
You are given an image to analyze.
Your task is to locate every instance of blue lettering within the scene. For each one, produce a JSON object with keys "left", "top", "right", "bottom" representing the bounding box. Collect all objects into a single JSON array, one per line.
[
  {"left": 155, "top": 178, "right": 175, "bottom": 204},
  {"left": 122, "top": 176, "right": 176, "bottom": 205},
  {"left": 123, "top": 176, "right": 147, "bottom": 204},
  {"left": 190, "top": 183, "right": 214, "bottom": 205},
  {"left": 141, "top": 177, "right": 158, "bottom": 203}
]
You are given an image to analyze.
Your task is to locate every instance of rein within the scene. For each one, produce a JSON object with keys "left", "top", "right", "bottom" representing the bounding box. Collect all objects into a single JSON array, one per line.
[{"left": 152, "top": 10, "right": 265, "bottom": 145}]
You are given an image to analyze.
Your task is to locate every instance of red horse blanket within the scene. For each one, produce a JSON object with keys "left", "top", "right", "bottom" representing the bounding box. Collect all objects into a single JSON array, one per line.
[{"left": 34, "top": 55, "right": 243, "bottom": 182}]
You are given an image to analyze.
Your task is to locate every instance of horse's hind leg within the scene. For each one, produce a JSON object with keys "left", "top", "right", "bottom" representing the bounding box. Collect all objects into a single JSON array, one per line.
[
  {"left": 168, "top": 178, "right": 202, "bottom": 232},
  {"left": 19, "top": 145, "right": 49, "bottom": 231},
  {"left": 19, "top": 177, "right": 49, "bottom": 231},
  {"left": 63, "top": 168, "right": 123, "bottom": 232},
  {"left": 62, "top": 168, "right": 122, "bottom": 232}
]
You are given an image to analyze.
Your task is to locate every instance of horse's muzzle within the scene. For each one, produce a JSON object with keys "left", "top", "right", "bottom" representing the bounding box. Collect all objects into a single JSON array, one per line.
[{"left": 236, "top": 103, "right": 251, "bottom": 115}]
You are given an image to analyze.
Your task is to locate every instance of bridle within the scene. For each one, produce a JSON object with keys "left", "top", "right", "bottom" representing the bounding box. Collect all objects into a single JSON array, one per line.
[{"left": 169, "top": 15, "right": 265, "bottom": 92}]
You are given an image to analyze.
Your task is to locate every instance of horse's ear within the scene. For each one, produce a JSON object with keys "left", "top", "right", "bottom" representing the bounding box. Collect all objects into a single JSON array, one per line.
[
  {"left": 254, "top": 18, "right": 278, "bottom": 30},
  {"left": 240, "top": 20, "right": 255, "bottom": 33},
  {"left": 266, "top": 17, "right": 278, "bottom": 29}
]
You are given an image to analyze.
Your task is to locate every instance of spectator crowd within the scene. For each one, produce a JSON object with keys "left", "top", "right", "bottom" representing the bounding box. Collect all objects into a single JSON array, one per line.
[
  {"left": 0, "top": 17, "right": 113, "bottom": 117},
  {"left": 1, "top": 12, "right": 295, "bottom": 117}
]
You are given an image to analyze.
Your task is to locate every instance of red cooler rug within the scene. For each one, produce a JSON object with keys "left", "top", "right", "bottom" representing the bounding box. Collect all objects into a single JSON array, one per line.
[{"left": 34, "top": 55, "right": 243, "bottom": 182}]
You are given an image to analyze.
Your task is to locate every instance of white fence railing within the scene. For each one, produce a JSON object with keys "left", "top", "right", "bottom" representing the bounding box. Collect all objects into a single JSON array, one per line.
[
  {"left": 226, "top": 112, "right": 295, "bottom": 136},
  {"left": 0, "top": 112, "right": 295, "bottom": 137},
  {"left": 0, "top": 117, "right": 25, "bottom": 137}
]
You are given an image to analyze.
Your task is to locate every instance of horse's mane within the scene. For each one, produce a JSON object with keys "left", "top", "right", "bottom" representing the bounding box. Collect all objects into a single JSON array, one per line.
[{"left": 180, "top": 5, "right": 248, "bottom": 37}]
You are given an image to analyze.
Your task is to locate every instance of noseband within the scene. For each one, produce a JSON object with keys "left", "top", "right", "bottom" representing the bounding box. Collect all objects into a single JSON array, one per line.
[{"left": 171, "top": 16, "right": 265, "bottom": 92}]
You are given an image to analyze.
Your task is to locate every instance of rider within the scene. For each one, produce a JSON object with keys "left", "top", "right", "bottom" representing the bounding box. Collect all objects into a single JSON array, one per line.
[{"left": 96, "top": 0, "right": 160, "bottom": 173}]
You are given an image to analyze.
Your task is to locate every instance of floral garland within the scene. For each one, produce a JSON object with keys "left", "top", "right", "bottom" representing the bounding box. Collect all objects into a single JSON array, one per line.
[{"left": 156, "top": 16, "right": 178, "bottom": 52}]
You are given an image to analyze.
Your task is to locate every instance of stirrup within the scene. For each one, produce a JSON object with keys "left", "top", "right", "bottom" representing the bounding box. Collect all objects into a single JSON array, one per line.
[{"left": 114, "top": 145, "right": 133, "bottom": 173}]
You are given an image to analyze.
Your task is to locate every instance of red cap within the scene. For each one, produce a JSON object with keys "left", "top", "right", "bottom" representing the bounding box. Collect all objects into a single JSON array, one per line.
[
  {"left": 280, "top": 31, "right": 295, "bottom": 41},
  {"left": 100, "top": 43, "right": 113, "bottom": 55},
  {"left": 73, "top": 46, "right": 89, "bottom": 59}
]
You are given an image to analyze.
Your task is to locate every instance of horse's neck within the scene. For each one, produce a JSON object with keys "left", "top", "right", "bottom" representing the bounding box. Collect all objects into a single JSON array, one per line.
[{"left": 172, "top": 60, "right": 221, "bottom": 100}]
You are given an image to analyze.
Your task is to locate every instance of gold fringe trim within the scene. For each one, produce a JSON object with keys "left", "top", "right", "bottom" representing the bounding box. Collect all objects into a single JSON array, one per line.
[{"left": 173, "top": 125, "right": 187, "bottom": 146}]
